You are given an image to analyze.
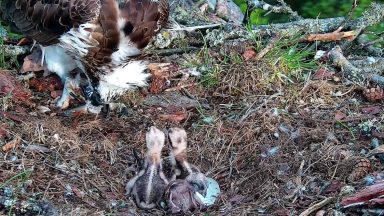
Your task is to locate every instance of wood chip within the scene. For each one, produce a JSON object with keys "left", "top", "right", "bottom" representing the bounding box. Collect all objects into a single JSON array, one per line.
[
  {"left": 2, "top": 137, "right": 22, "bottom": 152},
  {"left": 159, "top": 111, "right": 189, "bottom": 123}
]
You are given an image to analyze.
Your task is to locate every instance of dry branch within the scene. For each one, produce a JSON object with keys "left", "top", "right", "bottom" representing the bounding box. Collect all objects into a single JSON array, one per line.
[
  {"left": 306, "top": 27, "right": 357, "bottom": 42},
  {"left": 247, "top": 0, "right": 302, "bottom": 20},
  {"left": 341, "top": 181, "right": 384, "bottom": 208},
  {"left": 329, "top": 46, "right": 384, "bottom": 85},
  {"left": 154, "top": 2, "right": 383, "bottom": 50},
  {"left": 244, "top": 2, "right": 384, "bottom": 39}
]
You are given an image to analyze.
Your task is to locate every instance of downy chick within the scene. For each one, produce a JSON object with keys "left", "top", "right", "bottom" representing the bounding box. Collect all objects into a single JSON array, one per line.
[
  {"left": 126, "top": 126, "right": 169, "bottom": 209},
  {"left": 165, "top": 127, "right": 208, "bottom": 213}
]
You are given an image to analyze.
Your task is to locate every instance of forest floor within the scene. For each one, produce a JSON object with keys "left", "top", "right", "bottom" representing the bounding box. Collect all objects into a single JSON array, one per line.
[{"left": 1, "top": 37, "right": 383, "bottom": 216}]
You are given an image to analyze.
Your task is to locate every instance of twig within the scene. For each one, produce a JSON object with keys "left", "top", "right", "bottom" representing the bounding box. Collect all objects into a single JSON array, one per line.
[
  {"left": 255, "top": 36, "right": 279, "bottom": 60},
  {"left": 356, "top": 34, "right": 383, "bottom": 57},
  {"left": 337, "top": 0, "right": 358, "bottom": 29},
  {"left": 360, "top": 38, "right": 384, "bottom": 48},
  {"left": 299, "top": 197, "right": 336, "bottom": 216},
  {"left": 247, "top": 0, "right": 302, "bottom": 20}
]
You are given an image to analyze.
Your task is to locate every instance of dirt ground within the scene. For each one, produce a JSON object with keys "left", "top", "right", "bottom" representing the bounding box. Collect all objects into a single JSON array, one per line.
[{"left": 0, "top": 48, "right": 383, "bottom": 216}]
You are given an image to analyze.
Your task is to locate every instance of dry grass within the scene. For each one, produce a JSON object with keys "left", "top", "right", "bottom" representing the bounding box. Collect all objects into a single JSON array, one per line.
[{"left": 1, "top": 40, "right": 383, "bottom": 215}]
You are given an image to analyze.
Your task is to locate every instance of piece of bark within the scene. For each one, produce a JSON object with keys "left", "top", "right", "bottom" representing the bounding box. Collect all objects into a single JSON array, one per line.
[
  {"left": 306, "top": 27, "right": 357, "bottom": 42},
  {"left": 2, "top": 137, "right": 21, "bottom": 152},
  {"left": 340, "top": 181, "right": 384, "bottom": 208},
  {"left": 158, "top": 110, "right": 189, "bottom": 123}
]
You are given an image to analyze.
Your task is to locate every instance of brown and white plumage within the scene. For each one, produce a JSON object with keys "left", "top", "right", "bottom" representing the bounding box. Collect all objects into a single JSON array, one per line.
[{"left": 1, "top": 0, "right": 169, "bottom": 110}]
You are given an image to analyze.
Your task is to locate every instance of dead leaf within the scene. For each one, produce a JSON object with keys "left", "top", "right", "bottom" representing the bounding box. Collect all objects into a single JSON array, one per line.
[
  {"left": 0, "top": 70, "right": 34, "bottom": 106},
  {"left": 313, "top": 68, "right": 335, "bottom": 80},
  {"left": 334, "top": 111, "right": 347, "bottom": 121},
  {"left": 159, "top": 111, "right": 189, "bottom": 123},
  {"left": 362, "top": 106, "right": 382, "bottom": 115},
  {"left": 2, "top": 137, "right": 22, "bottom": 152},
  {"left": 242, "top": 48, "right": 256, "bottom": 61}
]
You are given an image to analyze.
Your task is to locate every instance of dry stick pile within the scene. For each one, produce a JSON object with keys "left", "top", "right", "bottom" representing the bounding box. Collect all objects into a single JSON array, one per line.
[{"left": 155, "top": 1, "right": 384, "bottom": 84}]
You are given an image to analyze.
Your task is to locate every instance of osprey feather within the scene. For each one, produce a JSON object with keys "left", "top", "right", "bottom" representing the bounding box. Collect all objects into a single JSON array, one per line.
[{"left": 0, "top": 0, "right": 169, "bottom": 112}]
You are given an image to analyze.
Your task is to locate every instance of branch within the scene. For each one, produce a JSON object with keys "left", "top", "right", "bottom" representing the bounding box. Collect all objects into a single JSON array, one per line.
[
  {"left": 329, "top": 46, "right": 384, "bottom": 86},
  {"left": 306, "top": 27, "right": 357, "bottom": 42},
  {"left": 248, "top": 2, "right": 383, "bottom": 39}
]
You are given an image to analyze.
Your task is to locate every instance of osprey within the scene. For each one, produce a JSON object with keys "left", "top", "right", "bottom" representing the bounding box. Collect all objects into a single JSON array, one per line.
[{"left": 0, "top": 0, "right": 169, "bottom": 113}]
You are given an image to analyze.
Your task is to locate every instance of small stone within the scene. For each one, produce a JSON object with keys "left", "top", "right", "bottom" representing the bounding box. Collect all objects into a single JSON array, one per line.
[
  {"left": 216, "top": 0, "right": 244, "bottom": 25},
  {"left": 364, "top": 175, "right": 375, "bottom": 186},
  {"left": 371, "top": 138, "right": 380, "bottom": 149},
  {"left": 273, "top": 132, "right": 279, "bottom": 138}
]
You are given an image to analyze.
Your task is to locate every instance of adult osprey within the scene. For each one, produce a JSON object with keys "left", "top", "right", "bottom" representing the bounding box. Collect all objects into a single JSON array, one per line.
[{"left": 0, "top": 0, "right": 169, "bottom": 112}]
